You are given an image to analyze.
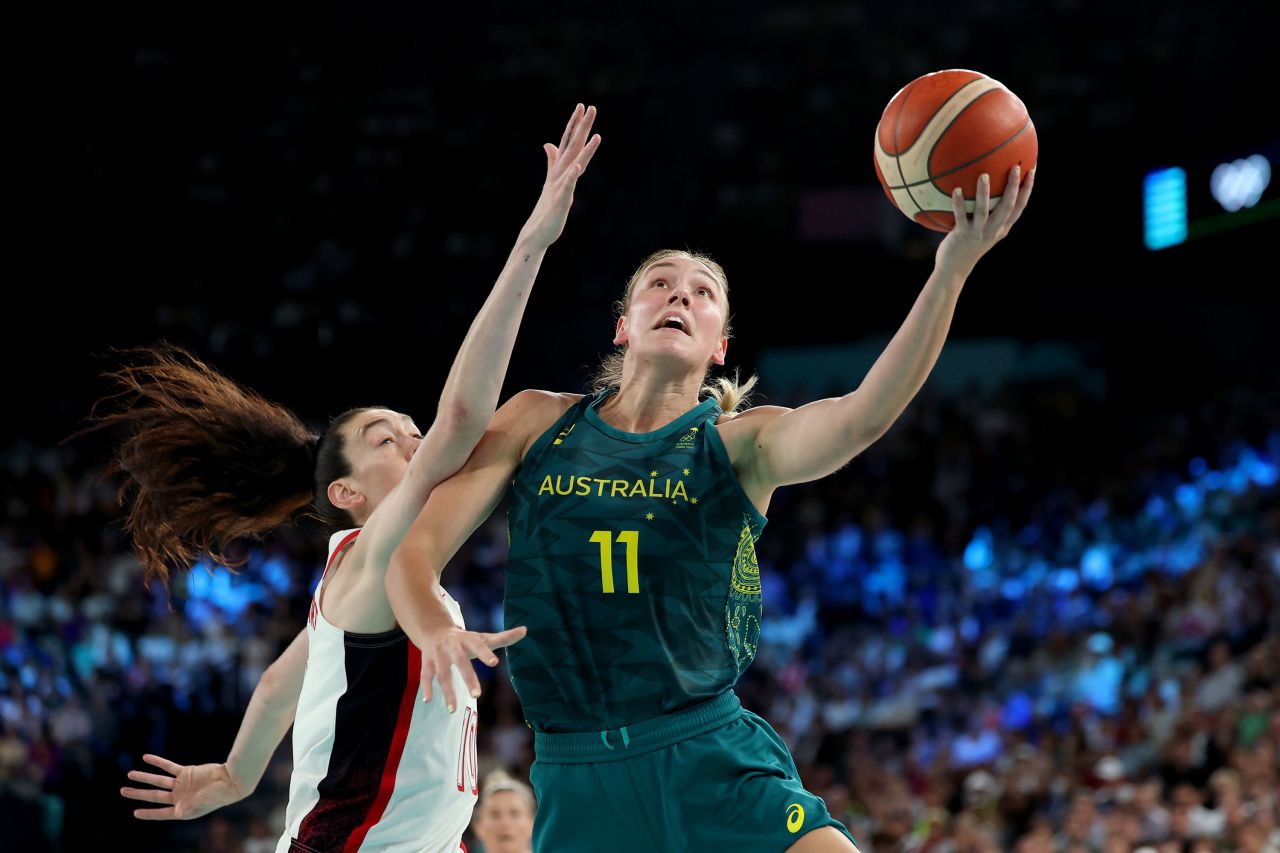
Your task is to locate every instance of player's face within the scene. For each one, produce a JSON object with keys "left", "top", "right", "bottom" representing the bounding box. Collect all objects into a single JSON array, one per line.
[
  {"left": 615, "top": 257, "right": 728, "bottom": 371},
  {"left": 472, "top": 790, "right": 534, "bottom": 853},
  {"left": 340, "top": 408, "right": 423, "bottom": 515}
]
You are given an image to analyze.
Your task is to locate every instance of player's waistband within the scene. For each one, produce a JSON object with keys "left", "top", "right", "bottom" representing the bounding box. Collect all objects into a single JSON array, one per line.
[{"left": 532, "top": 691, "right": 743, "bottom": 764}]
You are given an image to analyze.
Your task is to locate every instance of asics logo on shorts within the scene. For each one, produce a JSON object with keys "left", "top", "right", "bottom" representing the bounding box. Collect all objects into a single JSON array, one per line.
[{"left": 786, "top": 803, "right": 805, "bottom": 833}]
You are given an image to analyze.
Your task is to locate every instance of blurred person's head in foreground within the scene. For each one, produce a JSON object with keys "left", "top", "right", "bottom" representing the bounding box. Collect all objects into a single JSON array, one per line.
[{"left": 471, "top": 769, "right": 535, "bottom": 853}]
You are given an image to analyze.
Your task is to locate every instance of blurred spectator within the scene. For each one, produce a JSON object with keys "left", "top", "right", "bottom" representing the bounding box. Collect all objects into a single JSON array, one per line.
[
  {"left": 470, "top": 769, "right": 536, "bottom": 853},
  {"left": 1195, "top": 638, "right": 1245, "bottom": 714}
]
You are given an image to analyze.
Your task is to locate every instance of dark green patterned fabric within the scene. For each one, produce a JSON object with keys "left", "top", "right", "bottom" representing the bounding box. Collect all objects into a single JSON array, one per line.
[
  {"left": 529, "top": 702, "right": 858, "bottom": 851},
  {"left": 505, "top": 391, "right": 766, "bottom": 733}
]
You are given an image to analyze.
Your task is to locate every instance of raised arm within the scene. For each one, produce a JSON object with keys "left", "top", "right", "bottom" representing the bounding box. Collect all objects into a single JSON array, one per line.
[
  {"left": 357, "top": 104, "right": 600, "bottom": 570},
  {"left": 386, "top": 389, "right": 574, "bottom": 709},
  {"left": 121, "top": 628, "right": 309, "bottom": 820},
  {"left": 739, "top": 166, "right": 1034, "bottom": 497}
]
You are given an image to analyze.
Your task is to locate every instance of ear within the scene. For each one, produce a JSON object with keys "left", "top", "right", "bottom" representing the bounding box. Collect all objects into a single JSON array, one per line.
[
  {"left": 711, "top": 336, "right": 728, "bottom": 366},
  {"left": 326, "top": 479, "right": 366, "bottom": 515},
  {"left": 613, "top": 314, "right": 629, "bottom": 346}
]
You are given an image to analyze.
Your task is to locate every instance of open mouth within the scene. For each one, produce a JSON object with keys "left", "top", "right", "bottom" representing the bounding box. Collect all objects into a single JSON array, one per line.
[{"left": 655, "top": 315, "right": 691, "bottom": 335}]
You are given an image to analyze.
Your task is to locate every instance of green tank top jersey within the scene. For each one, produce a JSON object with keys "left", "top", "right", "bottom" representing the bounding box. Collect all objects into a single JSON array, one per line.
[{"left": 505, "top": 391, "right": 767, "bottom": 733}]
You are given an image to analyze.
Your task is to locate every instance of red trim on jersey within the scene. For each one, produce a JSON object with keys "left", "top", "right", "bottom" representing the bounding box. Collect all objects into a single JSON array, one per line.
[
  {"left": 341, "top": 643, "right": 422, "bottom": 852},
  {"left": 310, "top": 529, "right": 361, "bottom": 629},
  {"left": 324, "top": 530, "right": 362, "bottom": 582}
]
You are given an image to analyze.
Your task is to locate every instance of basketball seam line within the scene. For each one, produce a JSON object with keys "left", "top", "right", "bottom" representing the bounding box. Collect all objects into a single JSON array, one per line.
[
  {"left": 922, "top": 86, "right": 1001, "bottom": 213},
  {"left": 882, "top": 118, "right": 1032, "bottom": 191},
  {"left": 898, "top": 76, "right": 988, "bottom": 230},
  {"left": 928, "top": 118, "right": 1033, "bottom": 197},
  {"left": 890, "top": 77, "right": 923, "bottom": 221}
]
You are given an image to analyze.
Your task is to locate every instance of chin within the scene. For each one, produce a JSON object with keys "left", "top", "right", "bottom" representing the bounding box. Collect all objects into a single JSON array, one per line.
[{"left": 640, "top": 341, "right": 707, "bottom": 365}]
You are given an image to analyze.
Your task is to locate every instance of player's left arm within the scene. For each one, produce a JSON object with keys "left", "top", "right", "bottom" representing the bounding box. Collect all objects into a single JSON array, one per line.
[{"left": 741, "top": 166, "right": 1034, "bottom": 491}]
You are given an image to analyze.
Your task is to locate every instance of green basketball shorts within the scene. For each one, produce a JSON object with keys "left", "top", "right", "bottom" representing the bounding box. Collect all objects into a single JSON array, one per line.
[{"left": 528, "top": 691, "right": 857, "bottom": 852}]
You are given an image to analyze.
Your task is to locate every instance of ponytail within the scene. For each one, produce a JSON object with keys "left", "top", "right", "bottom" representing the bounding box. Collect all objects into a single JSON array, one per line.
[{"left": 703, "top": 369, "right": 758, "bottom": 416}]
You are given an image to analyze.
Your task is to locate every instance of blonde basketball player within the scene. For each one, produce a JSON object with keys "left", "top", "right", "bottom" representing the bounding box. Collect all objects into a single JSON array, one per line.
[{"left": 387, "top": 163, "right": 1033, "bottom": 851}]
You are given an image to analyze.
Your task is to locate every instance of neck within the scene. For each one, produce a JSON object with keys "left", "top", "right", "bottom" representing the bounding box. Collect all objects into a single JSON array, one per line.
[{"left": 598, "top": 364, "right": 704, "bottom": 433}]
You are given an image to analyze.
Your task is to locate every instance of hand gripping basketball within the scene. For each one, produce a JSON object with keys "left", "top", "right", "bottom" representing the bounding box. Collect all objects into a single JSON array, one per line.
[
  {"left": 874, "top": 69, "right": 1038, "bottom": 233},
  {"left": 935, "top": 164, "right": 1035, "bottom": 277}
]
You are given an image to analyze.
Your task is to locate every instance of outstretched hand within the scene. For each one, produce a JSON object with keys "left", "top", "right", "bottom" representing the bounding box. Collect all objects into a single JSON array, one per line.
[
  {"left": 936, "top": 165, "right": 1035, "bottom": 278},
  {"left": 520, "top": 103, "right": 602, "bottom": 249},
  {"left": 121, "top": 753, "right": 247, "bottom": 820},
  {"left": 420, "top": 624, "right": 528, "bottom": 712}
]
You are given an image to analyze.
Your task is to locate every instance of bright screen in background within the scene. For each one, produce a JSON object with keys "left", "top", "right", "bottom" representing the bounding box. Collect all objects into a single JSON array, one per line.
[
  {"left": 1144, "top": 141, "right": 1279, "bottom": 251},
  {"left": 1144, "top": 167, "right": 1187, "bottom": 250}
]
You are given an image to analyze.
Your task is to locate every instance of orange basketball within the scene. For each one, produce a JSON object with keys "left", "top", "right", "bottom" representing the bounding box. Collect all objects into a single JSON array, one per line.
[{"left": 873, "top": 69, "right": 1037, "bottom": 232}]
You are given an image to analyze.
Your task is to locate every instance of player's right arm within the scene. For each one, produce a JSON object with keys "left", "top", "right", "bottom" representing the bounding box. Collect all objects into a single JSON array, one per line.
[
  {"left": 386, "top": 389, "right": 574, "bottom": 710},
  {"left": 121, "top": 627, "right": 309, "bottom": 820},
  {"left": 356, "top": 105, "right": 600, "bottom": 574}
]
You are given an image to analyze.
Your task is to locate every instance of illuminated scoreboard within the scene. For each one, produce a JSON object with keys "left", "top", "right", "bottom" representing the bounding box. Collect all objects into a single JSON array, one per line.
[{"left": 1143, "top": 141, "right": 1279, "bottom": 250}]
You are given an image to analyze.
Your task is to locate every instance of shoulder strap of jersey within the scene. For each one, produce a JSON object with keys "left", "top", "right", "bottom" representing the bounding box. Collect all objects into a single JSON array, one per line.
[
  {"left": 698, "top": 395, "right": 724, "bottom": 427},
  {"left": 523, "top": 393, "right": 596, "bottom": 462}
]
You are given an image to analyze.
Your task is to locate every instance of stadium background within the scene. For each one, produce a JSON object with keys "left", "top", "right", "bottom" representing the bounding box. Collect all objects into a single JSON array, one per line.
[{"left": 6, "top": 2, "right": 1279, "bottom": 850}]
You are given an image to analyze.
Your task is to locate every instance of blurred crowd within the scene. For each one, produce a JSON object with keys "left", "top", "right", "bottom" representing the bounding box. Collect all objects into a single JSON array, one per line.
[{"left": 1, "top": 373, "right": 1276, "bottom": 852}]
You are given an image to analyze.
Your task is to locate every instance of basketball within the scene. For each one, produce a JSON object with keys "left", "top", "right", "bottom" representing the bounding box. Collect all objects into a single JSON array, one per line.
[{"left": 874, "top": 69, "right": 1038, "bottom": 232}]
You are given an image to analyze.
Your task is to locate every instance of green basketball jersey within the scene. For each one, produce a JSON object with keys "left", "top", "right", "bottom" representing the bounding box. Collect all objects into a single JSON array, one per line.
[{"left": 505, "top": 391, "right": 766, "bottom": 733}]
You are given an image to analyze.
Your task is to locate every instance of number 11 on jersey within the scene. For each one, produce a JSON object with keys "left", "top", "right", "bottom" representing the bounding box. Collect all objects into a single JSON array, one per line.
[{"left": 590, "top": 530, "right": 639, "bottom": 593}]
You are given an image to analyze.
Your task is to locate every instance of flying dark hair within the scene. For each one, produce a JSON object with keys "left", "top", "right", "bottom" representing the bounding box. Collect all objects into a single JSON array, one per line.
[{"left": 79, "top": 345, "right": 368, "bottom": 586}]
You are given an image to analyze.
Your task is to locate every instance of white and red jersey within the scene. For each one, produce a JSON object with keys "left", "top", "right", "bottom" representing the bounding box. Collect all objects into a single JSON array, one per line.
[{"left": 278, "top": 528, "right": 478, "bottom": 853}]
